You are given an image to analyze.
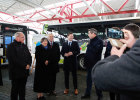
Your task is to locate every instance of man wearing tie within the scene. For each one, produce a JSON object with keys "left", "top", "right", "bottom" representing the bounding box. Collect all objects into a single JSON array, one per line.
[
  {"left": 61, "top": 32, "right": 80, "bottom": 95},
  {"left": 47, "top": 33, "right": 60, "bottom": 96}
]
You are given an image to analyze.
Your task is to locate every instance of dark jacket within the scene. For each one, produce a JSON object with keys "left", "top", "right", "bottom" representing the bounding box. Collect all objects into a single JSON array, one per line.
[
  {"left": 92, "top": 39, "right": 140, "bottom": 100},
  {"left": 0, "top": 61, "right": 3, "bottom": 86},
  {"left": 34, "top": 45, "right": 51, "bottom": 92},
  {"left": 105, "top": 41, "right": 112, "bottom": 58},
  {"left": 84, "top": 36, "right": 103, "bottom": 69},
  {"left": 47, "top": 42, "right": 60, "bottom": 73},
  {"left": 61, "top": 41, "right": 80, "bottom": 71},
  {"left": 7, "top": 40, "right": 32, "bottom": 80}
]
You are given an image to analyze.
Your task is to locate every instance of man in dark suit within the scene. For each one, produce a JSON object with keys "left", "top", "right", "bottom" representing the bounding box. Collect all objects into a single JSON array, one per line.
[
  {"left": 61, "top": 32, "right": 80, "bottom": 95},
  {"left": 47, "top": 33, "right": 60, "bottom": 95},
  {"left": 7, "top": 32, "right": 32, "bottom": 100},
  {"left": 81, "top": 28, "right": 103, "bottom": 100}
]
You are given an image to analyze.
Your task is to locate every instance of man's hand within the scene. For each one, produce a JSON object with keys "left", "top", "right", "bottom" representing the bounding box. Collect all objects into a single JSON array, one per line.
[
  {"left": 26, "top": 65, "right": 30, "bottom": 69},
  {"left": 64, "top": 53, "right": 69, "bottom": 57},
  {"left": 68, "top": 52, "right": 73, "bottom": 56},
  {"left": 111, "top": 44, "right": 127, "bottom": 57},
  {"left": 45, "top": 60, "right": 48, "bottom": 66}
]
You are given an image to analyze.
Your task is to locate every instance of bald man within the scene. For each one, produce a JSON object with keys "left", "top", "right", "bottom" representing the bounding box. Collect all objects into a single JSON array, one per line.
[{"left": 7, "top": 32, "right": 32, "bottom": 100}]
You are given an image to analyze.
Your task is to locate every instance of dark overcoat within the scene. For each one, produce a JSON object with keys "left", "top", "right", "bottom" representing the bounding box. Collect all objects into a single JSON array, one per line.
[
  {"left": 61, "top": 41, "right": 80, "bottom": 71},
  {"left": 7, "top": 40, "right": 32, "bottom": 80},
  {"left": 33, "top": 45, "right": 51, "bottom": 92},
  {"left": 47, "top": 42, "right": 60, "bottom": 74},
  {"left": 84, "top": 36, "right": 103, "bottom": 69}
]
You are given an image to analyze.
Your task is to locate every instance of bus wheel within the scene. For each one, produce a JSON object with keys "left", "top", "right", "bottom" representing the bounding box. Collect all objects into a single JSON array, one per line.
[{"left": 78, "top": 55, "right": 85, "bottom": 70}]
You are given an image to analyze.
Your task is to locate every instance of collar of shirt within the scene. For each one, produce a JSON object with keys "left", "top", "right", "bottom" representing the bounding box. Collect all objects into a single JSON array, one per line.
[
  {"left": 68, "top": 40, "right": 72, "bottom": 44},
  {"left": 49, "top": 41, "right": 53, "bottom": 45}
]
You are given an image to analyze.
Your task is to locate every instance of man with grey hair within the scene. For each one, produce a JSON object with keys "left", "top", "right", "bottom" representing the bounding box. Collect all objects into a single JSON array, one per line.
[
  {"left": 46, "top": 33, "right": 60, "bottom": 96},
  {"left": 81, "top": 28, "right": 103, "bottom": 100},
  {"left": 7, "top": 32, "right": 32, "bottom": 100}
]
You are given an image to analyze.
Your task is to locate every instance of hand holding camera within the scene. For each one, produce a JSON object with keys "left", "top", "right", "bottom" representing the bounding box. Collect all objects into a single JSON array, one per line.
[{"left": 111, "top": 44, "right": 127, "bottom": 57}]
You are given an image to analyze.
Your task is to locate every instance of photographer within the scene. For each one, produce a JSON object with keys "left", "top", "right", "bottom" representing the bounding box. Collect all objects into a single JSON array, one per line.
[{"left": 92, "top": 23, "right": 140, "bottom": 100}]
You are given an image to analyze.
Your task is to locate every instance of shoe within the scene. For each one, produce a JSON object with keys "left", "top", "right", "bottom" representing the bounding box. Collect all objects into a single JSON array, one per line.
[
  {"left": 46, "top": 92, "right": 50, "bottom": 96},
  {"left": 97, "top": 97, "right": 103, "bottom": 100},
  {"left": 48, "top": 91, "right": 57, "bottom": 96},
  {"left": 74, "top": 89, "right": 78, "bottom": 95},
  {"left": 37, "top": 97, "right": 40, "bottom": 100},
  {"left": 41, "top": 96, "right": 46, "bottom": 100},
  {"left": 64, "top": 89, "right": 69, "bottom": 94},
  {"left": 37, "top": 97, "right": 42, "bottom": 100},
  {"left": 81, "top": 94, "right": 90, "bottom": 99},
  {"left": 52, "top": 91, "right": 57, "bottom": 96}
]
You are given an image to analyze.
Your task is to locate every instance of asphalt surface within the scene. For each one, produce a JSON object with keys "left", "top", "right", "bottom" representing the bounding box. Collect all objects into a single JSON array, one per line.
[{"left": 0, "top": 67, "right": 110, "bottom": 100}]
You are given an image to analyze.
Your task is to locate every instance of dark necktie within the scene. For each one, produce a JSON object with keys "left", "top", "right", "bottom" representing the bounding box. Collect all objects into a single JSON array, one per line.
[
  {"left": 69, "top": 42, "right": 71, "bottom": 46},
  {"left": 50, "top": 42, "right": 52, "bottom": 48}
]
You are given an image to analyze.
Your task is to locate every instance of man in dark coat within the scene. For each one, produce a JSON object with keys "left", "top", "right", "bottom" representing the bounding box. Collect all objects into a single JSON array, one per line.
[
  {"left": 47, "top": 33, "right": 60, "bottom": 95},
  {"left": 81, "top": 28, "right": 103, "bottom": 100},
  {"left": 92, "top": 23, "right": 140, "bottom": 100},
  {"left": 7, "top": 32, "right": 32, "bottom": 100},
  {"left": 61, "top": 32, "right": 80, "bottom": 95},
  {"left": 0, "top": 60, "right": 3, "bottom": 86}
]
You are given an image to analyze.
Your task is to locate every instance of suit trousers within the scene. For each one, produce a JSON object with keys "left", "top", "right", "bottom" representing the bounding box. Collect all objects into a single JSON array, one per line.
[
  {"left": 11, "top": 77, "right": 27, "bottom": 100},
  {"left": 85, "top": 68, "right": 103, "bottom": 98},
  {"left": 85, "top": 68, "right": 92, "bottom": 95},
  {"left": 64, "top": 70, "right": 77, "bottom": 89}
]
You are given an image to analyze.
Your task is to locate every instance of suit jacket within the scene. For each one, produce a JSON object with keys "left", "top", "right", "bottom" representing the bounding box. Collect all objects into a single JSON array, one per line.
[
  {"left": 84, "top": 36, "right": 103, "bottom": 69},
  {"left": 47, "top": 41, "right": 60, "bottom": 73},
  {"left": 92, "top": 39, "right": 140, "bottom": 100},
  {"left": 7, "top": 40, "right": 32, "bottom": 80},
  {"left": 61, "top": 41, "right": 80, "bottom": 71}
]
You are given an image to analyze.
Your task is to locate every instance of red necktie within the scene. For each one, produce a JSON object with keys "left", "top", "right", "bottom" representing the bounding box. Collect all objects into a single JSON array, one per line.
[{"left": 50, "top": 42, "right": 52, "bottom": 48}]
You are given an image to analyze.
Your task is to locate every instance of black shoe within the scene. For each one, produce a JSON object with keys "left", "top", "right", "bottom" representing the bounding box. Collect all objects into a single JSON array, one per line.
[
  {"left": 81, "top": 94, "right": 90, "bottom": 99},
  {"left": 40, "top": 96, "right": 46, "bottom": 100},
  {"left": 37, "top": 97, "right": 41, "bottom": 100},
  {"left": 48, "top": 91, "right": 57, "bottom": 96},
  {"left": 97, "top": 97, "right": 103, "bottom": 100},
  {"left": 51, "top": 91, "right": 57, "bottom": 96}
]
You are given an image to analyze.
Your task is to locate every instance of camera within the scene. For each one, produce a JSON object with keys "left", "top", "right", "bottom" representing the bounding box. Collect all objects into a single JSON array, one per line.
[{"left": 107, "top": 28, "right": 124, "bottom": 39}]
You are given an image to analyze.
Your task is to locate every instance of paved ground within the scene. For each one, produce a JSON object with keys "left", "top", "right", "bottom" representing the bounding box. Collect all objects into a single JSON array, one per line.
[{"left": 0, "top": 67, "right": 110, "bottom": 100}]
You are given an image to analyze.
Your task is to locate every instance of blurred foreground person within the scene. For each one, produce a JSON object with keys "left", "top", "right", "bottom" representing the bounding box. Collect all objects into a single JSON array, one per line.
[
  {"left": 7, "top": 32, "right": 32, "bottom": 100},
  {"left": 92, "top": 23, "right": 140, "bottom": 100}
]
